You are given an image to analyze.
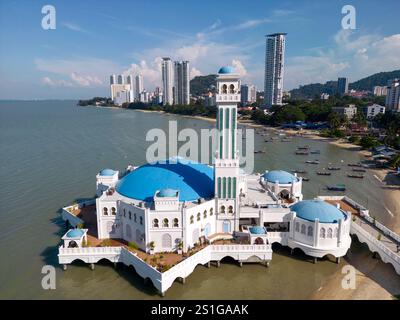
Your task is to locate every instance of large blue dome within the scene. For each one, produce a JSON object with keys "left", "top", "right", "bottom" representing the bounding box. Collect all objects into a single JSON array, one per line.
[
  {"left": 263, "top": 170, "right": 298, "bottom": 184},
  {"left": 116, "top": 158, "right": 214, "bottom": 202},
  {"left": 290, "top": 200, "right": 346, "bottom": 223},
  {"left": 218, "top": 66, "right": 235, "bottom": 74}
]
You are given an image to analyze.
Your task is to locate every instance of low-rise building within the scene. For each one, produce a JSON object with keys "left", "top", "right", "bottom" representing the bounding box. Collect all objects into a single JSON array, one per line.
[
  {"left": 362, "top": 104, "right": 385, "bottom": 119},
  {"left": 332, "top": 104, "right": 357, "bottom": 120}
]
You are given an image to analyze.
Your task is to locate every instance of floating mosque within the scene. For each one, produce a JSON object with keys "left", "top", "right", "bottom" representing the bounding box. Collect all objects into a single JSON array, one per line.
[{"left": 58, "top": 66, "right": 375, "bottom": 296}]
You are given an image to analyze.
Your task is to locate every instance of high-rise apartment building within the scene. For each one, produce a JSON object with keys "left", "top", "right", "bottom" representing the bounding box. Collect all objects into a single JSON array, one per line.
[
  {"left": 264, "top": 33, "right": 286, "bottom": 107},
  {"left": 173, "top": 61, "right": 190, "bottom": 105},
  {"left": 135, "top": 74, "right": 143, "bottom": 101},
  {"left": 162, "top": 57, "right": 174, "bottom": 106},
  {"left": 240, "top": 84, "right": 257, "bottom": 105},
  {"left": 337, "top": 77, "right": 349, "bottom": 96},
  {"left": 386, "top": 79, "right": 400, "bottom": 111}
]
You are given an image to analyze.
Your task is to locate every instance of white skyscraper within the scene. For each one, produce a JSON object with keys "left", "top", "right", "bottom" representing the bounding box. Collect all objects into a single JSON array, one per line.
[
  {"left": 117, "top": 74, "right": 124, "bottom": 85},
  {"left": 162, "top": 57, "right": 174, "bottom": 106},
  {"left": 135, "top": 74, "right": 144, "bottom": 101},
  {"left": 386, "top": 79, "right": 400, "bottom": 112},
  {"left": 264, "top": 33, "right": 286, "bottom": 107},
  {"left": 174, "top": 60, "right": 190, "bottom": 105}
]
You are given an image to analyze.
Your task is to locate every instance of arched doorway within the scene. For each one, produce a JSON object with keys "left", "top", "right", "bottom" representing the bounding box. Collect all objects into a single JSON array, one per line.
[
  {"left": 279, "top": 189, "right": 290, "bottom": 199},
  {"left": 162, "top": 233, "right": 172, "bottom": 249},
  {"left": 68, "top": 241, "right": 78, "bottom": 248},
  {"left": 254, "top": 237, "right": 264, "bottom": 245},
  {"left": 223, "top": 220, "right": 230, "bottom": 233},
  {"left": 192, "top": 228, "right": 199, "bottom": 244},
  {"left": 204, "top": 223, "right": 211, "bottom": 237}
]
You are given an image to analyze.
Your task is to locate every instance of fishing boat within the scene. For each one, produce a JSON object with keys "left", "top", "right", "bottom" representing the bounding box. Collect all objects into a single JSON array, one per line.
[
  {"left": 254, "top": 150, "right": 266, "bottom": 154},
  {"left": 297, "top": 145, "right": 309, "bottom": 150},
  {"left": 327, "top": 184, "right": 346, "bottom": 191},
  {"left": 306, "top": 160, "right": 320, "bottom": 164},
  {"left": 328, "top": 166, "right": 341, "bottom": 170},
  {"left": 291, "top": 169, "right": 307, "bottom": 174},
  {"left": 295, "top": 150, "right": 309, "bottom": 155},
  {"left": 348, "top": 163, "right": 363, "bottom": 167},
  {"left": 310, "top": 150, "right": 321, "bottom": 154},
  {"left": 300, "top": 176, "right": 310, "bottom": 181},
  {"left": 347, "top": 173, "right": 364, "bottom": 179},
  {"left": 352, "top": 168, "right": 366, "bottom": 172},
  {"left": 317, "top": 171, "right": 331, "bottom": 176}
]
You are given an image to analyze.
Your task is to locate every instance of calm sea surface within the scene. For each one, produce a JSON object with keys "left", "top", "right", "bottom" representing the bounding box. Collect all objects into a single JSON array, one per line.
[{"left": 0, "top": 100, "right": 398, "bottom": 299}]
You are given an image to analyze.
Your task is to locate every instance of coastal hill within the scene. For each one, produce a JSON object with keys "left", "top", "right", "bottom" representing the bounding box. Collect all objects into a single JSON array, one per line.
[
  {"left": 190, "top": 74, "right": 217, "bottom": 96},
  {"left": 290, "top": 69, "right": 400, "bottom": 99}
]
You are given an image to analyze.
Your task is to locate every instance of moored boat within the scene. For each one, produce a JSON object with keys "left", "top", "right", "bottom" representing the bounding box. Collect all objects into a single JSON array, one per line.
[
  {"left": 317, "top": 171, "right": 331, "bottom": 176},
  {"left": 327, "top": 184, "right": 346, "bottom": 191},
  {"left": 347, "top": 173, "right": 364, "bottom": 178}
]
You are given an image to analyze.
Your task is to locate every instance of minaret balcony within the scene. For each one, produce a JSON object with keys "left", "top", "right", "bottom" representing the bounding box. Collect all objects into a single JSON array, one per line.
[{"left": 216, "top": 94, "right": 240, "bottom": 103}]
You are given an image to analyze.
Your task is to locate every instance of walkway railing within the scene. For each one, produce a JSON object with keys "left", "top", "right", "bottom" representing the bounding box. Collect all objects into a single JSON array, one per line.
[{"left": 351, "top": 222, "right": 400, "bottom": 265}]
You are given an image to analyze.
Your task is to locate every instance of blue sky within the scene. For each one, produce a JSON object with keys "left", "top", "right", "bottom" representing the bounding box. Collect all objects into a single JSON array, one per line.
[{"left": 0, "top": 0, "right": 399, "bottom": 99}]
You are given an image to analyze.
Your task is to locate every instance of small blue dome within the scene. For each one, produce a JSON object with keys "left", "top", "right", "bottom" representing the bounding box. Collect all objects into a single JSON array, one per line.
[
  {"left": 100, "top": 168, "right": 116, "bottom": 176},
  {"left": 263, "top": 170, "right": 298, "bottom": 184},
  {"left": 116, "top": 158, "right": 214, "bottom": 202},
  {"left": 66, "top": 229, "right": 84, "bottom": 238},
  {"left": 249, "top": 226, "right": 266, "bottom": 234},
  {"left": 158, "top": 188, "right": 178, "bottom": 197},
  {"left": 291, "top": 200, "right": 346, "bottom": 223},
  {"left": 218, "top": 66, "right": 235, "bottom": 74}
]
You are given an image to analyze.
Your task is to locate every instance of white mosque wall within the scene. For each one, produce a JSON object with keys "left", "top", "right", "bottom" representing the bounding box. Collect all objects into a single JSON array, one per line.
[
  {"left": 184, "top": 200, "right": 216, "bottom": 250},
  {"left": 148, "top": 209, "right": 183, "bottom": 253}
]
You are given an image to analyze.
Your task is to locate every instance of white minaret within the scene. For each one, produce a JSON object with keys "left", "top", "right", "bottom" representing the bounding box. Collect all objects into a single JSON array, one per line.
[{"left": 214, "top": 66, "right": 241, "bottom": 234}]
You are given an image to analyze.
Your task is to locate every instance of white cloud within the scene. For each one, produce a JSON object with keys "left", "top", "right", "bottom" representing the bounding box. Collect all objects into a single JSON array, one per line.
[
  {"left": 286, "top": 30, "right": 400, "bottom": 90},
  {"left": 36, "top": 57, "right": 120, "bottom": 88},
  {"left": 190, "top": 67, "right": 202, "bottom": 79},
  {"left": 62, "top": 22, "right": 90, "bottom": 34},
  {"left": 232, "top": 59, "right": 247, "bottom": 76}
]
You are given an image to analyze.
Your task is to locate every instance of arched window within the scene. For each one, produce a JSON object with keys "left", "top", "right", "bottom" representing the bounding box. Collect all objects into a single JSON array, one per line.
[
  {"left": 295, "top": 222, "right": 300, "bottom": 232},
  {"left": 190, "top": 215, "right": 194, "bottom": 224},
  {"left": 134, "top": 213, "right": 137, "bottom": 223},
  {"left": 327, "top": 228, "right": 333, "bottom": 238},
  {"left": 173, "top": 218, "right": 179, "bottom": 227},
  {"left": 197, "top": 212, "right": 201, "bottom": 221},
  {"left": 228, "top": 205, "right": 233, "bottom": 214},
  {"left": 307, "top": 226, "right": 313, "bottom": 237},
  {"left": 320, "top": 228, "right": 326, "bottom": 238},
  {"left": 123, "top": 209, "right": 126, "bottom": 217},
  {"left": 140, "top": 216, "right": 143, "bottom": 225},
  {"left": 129, "top": 211, "right": 132, "bottom": 220},
  {"left": 210, "top": 208, "right": 214, "bottom": 216},
  {"left": 103, "top": 207, "right": 108, "bottom": 216},
  {"left": 222, "top": 84, "right": 227, "bottom": 94},
  {"left": 153, "top": 219, "right": 159, "bottom": 228},
  {"left": 220, "top": 206, "right": 225, "bottom": 214},
  {"left": 229, "top": 84, "right": 235, "bottom": 93},
  {"left": 111, "top": 207, "right": 116, "bottom": 215},
  {"left": 163, "top": 218, "right": 169, "bottom": 227},
  {"left": 301, "top": 224, "right": 306, "bottom": 234},
  {"left": 203, "top": 210, "right": 207, "bottom": 219}
]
